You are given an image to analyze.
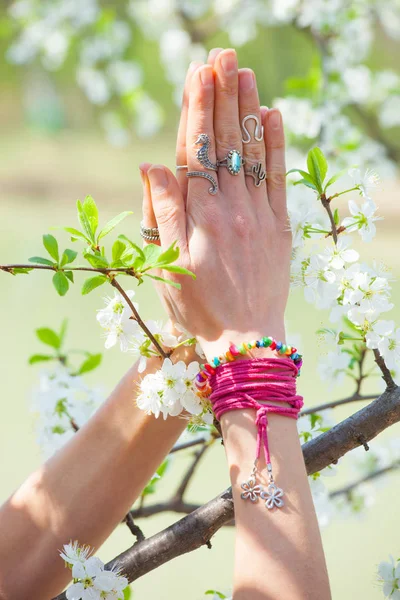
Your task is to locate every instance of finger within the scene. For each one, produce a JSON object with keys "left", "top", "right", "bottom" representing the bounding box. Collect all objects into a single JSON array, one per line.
[
  {"left": 238, "top": 69, "right": 266, "bottom": 195},
  {"left": 260, "top": 105, "right": 268, "bottom": 122},
  {"left": 140, "top": 162, "right": 160, "bottom": 247},
  {"left": 176, "top": 61, "right": 202, "bottom": 200},
  {"left": 147, "top": 165, "right": 188, "bottom": 253},
  {"left": 186, "top": 64, "right": 218, "bottom": 201},
  {"left": 207, "top": 47, "right": 224, "bottom": 66},
  {"left": 264, "top": 108, "right": 287, "bottom": 220},
  {"left": 213, "top": 49, "right": 244, "bottom": 187}
]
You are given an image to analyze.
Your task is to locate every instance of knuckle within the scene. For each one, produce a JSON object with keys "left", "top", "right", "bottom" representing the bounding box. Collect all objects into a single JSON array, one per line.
[
  {"left": 154, "top": 202, "right": 179, "bottom": 227},
  {"left": 216, "top": 131, "right": 242, "bottom": 156},
  {"left": 219, "top": 81, "right": 238, "bottom": 98},
  {"left": 267, "top": 168, "right": 286, "bottom": 190},
  {"left": 243, "top": 145, "right": 264, "bottom": 163},
  {"left": 230, "top": 211, "right": 252, "bottom": 240}
]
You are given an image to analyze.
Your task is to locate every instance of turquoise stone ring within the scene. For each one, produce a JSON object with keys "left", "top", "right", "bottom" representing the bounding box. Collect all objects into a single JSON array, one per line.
[{"left": 217, "top": 149, "right": 245, "bottom": 175}]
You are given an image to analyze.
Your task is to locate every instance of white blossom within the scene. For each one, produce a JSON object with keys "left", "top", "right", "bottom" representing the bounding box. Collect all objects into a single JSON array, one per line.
[
  {"left": 303, "top": 254, "right": 339, "bottom": 308},
  {"left": 365, "top": 320, "right": 395, "bottom": 350},
  {"left": 342, "top": 199, "right": 383, "bottom": 242},
  {"left": 378, "top": 556, "right": 400, "bottom": 599},
  {"left": 378, "top": 328, "right": 400, "bottom": 370},
  {"left": 318, "top": 350, "right": 351, "bottom": 387},
  {"left": 324, "top": 236, "right": 359, "bottom": 270}
]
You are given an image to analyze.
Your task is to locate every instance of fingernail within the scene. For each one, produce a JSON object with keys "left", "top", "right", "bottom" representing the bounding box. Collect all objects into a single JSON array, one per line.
[
  {"left": 269, "top": 109, "right": 281, "bottom": 130},
  {"left": 239, "top": 69, "right": 255, "bottom": 92},
  {"left": 188, "top": 61, "right": 199, "bottom": 74},
  {"left": 148, "top": 165, "right": 168, "bottom": 193},
  {"left": 200, "top": 66, "right": 213, "bottom": 87},
  {"left": 139, "top": 163, "right": 149, "bottom": 184},
  {"left": 208, "top": 47, "right": 224, "bottom": 61},
  {"left": 220, "top": 49, "right": 237, "bottom": 75}
]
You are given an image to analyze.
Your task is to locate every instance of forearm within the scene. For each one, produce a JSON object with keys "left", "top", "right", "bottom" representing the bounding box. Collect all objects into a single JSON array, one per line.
[
  {"left": 0, "top": 352, "right": 190, "bottom": 600},
  {"left": 222, "top": 402, "right": 331, "bottom": 599}
]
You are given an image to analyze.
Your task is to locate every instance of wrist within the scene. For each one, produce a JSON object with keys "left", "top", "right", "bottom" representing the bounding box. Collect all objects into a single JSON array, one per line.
[{"left": 198, "top": 323, "right": 286, "bottom": 363}]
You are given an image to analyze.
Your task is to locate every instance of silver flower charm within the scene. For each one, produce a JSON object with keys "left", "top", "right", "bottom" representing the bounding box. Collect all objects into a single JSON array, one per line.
[
  {"left": 261, "top": 482, "right": 284, "bottom": 509},
  {"left": 241, "top": 476, "right": 263, "bottom": 502}
]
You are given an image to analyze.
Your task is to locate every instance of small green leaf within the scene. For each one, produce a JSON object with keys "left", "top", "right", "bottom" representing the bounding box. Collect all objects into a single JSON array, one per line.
[
  {"left": 286, "top": 169, "right": 316, "bottom": 186},
  {"left": 29, "top": 354, "right": 54, "bottom": 365},
  {"left": 123, "top": 586, "right": 132, "bottom": 599},
  {"left": 43, "top": 234, "right": 59, "bottom": 262},
  {"left": 28, "top": 256, "right": 55, "bottom": 266},
  {"left": 119, "top": 235, "right": 145, "bottom": 261},
  {"left": 205, "top": 592, "right": 226, "bottom": 599},
  {"left": 143, "top": 243, "right": 162, "bottom": 266},
  {"left": 64, "top": 271, "right": 74, "bottom": 283},
  {"left": 82, "top": 275, "right": 108, "bottom": 295},
  {"left": 112, "top": 240, "right": 126, "bottom": 263},
  {"left": 60, "top": 249, "right": 78, "bottom": 266},
  {"left": 63, "top": 227, "right": 91, "bottom": 243},
  {"left": 83, "top": 252, "right": 109, "bottom": 269},
  {"left": 59, "top": 319, "right": 68, "bottom": 345},
  {"left": 160, "top": 265, "right": 196, "bottom": 279},
  {"left": 98, "top": 211, "right": 133, "bottom": 241},
  {"left": 143, "top": 273, "right": 181, "bottom": 289},
  {"left": 324, "top": 168, "right": 348, "bottom": 192},
  {"left": 11, "top": 268, "right": 33, "bottom": 275},
  {"left": 307, "top": 147, "right": 327, "bottom": 191},
  {"left": 77, "top": 200, "right": 95, "bottom": 243},
  {"left": 77, "top": 353, "right": 102, "bottom": 375},
  {"left": 36, "top": 327, "right": 61, "bottom": 349},
  {"left": 53, "top": 271, "right": 69, "bottom": 296},
  {"left": 156, "top": 242, "right": 180, "bottom": 266},
  {"left": 333, "top": 208, "right": 339, "bottom": 225},
  {"left": 83, "top": 195, "right": 99, "bottom": 236}
]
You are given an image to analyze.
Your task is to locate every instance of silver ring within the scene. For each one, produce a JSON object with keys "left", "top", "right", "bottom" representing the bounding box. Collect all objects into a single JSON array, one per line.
[
  {"left": 217, "top": 150, "right": 245, "bottom": 175},
  {"left": 241, "top": 115, "right": 264, "bottom": 144},
  {"left": 186, "top": 171, "right": 218, "bottom": 195},
  {"left": 140, "top": 220, "right": 160, "bottom": 241},
  {"left": 176, "top": 165, "right": 188, "bottom": 170},
  {"left": 244, "top": 162, "right": 266, "bottom": 187}
]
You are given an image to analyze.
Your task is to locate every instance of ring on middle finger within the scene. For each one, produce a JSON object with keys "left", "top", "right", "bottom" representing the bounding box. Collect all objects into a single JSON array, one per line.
[{"left": 217, "top": 149, "right": 245, "bottom": 176}]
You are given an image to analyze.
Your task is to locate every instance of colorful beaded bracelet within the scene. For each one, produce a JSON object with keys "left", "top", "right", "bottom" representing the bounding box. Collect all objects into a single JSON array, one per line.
[{"left": 195, "top": 336, "right": 303, "bottom": 397}]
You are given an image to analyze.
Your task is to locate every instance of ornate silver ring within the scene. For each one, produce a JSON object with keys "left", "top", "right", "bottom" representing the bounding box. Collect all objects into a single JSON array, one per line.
[
  {"left": 140, "top": 220, "right": 160, "bottom": 242},
  {"left": 217, "top": 150, "right": 245, "bottom": 175}
]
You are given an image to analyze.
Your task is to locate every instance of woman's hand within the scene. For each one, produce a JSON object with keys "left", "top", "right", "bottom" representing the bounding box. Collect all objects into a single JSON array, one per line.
[{"left": 140, "top": 48, "right": 291, "bottom": 360}]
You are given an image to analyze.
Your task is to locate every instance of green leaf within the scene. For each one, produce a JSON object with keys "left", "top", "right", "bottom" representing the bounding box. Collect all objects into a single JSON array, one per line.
[
  {"left": 112, "top": 240, "right": 126, "bottom": 263},
  {"left": 52, "top": 271, "right": 69, "bottom": 296},
  {"left": 333, "top": 208, "right": 339, "bottom": 225},
  {"left": 77, "top": 353, "right": 102, "bottom": 375},
  {"left": 307, "top": 147, "right": 327, "bottom": 191},
  {"left": 28, "top": 256, "right": 55, "bottom": 266},
  {"left": 119, "top": 235, "right": 145, "bottom": 261},
  {"left": 64, "top": 270, "right": 74, "bottom": 283},
  {"left": 77, "top": 200, "right": 95, "bottom": 243},
  {"left": 83, "top": 251, "right": 109, "bottom": 269},
  {"left": 43, "top": 234, "right": 59, "bottom": 262},
  {"left": 83, "top": 195, "right": 99, "bottom": 236},
  {"left": 143, "top": 273, "right": 181, "bottom": 289},
  {"left": 143, "top": 243, "right": 162, "bottom": 266},
  {"left": 293, "top": 179, "right": 319, "bottom": 191},
  {"left": 59, "top": 319, "right": 68, "bottom": 345},
  {"left": 205, "top": 592, "right": 226, "bottom": 599},
  {"left": 63, "top": 227, "right": 91, "bottom": 244},
  {"left": 36, "top": 327, "right": 61, "bottom": 349},
  {"left": 82, "top": 275, "right": 108, "bottom": 295},
  {"left": 98, "top": 211, "right": 133, "bottom": 241},
  {"left": 286, "top": 169, "right": 315, "bottom": 184},
  {"left": 11, "top": 268, "right": 33, "bottom": 275},
  {"left": 28, "top": 354, "right": 54, "bottom": 365},
  {"left": 156, "top": 242, "right": 180, "bottom": 266},
  {"left": 160, "top": 265, "right": 196, "bottom": 279},
  {"left": 60, "top": 249, "right": 78, "bottom": 267},
  {"left": 123, "top": 586, "right": 132, "bottom": 599},
  {"left": 324, "top": 168, "right": 348, "bottom": 192}
]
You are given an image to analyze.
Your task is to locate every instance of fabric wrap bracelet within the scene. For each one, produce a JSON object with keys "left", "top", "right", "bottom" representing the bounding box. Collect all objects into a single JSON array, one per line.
[{"left": 209, "top": 358, "right": 303, "bottom": 510}]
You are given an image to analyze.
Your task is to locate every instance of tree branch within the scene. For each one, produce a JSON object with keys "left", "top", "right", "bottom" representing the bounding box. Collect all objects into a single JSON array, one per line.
[
  {"left": 123, "top": 513, "right": 145, "bottom": 543},
  {"left": 174, "top": 444, "right": 209, "bottom": 501},
  {"left": 373, "top": 348, "right": 396, "bottom": 390},
  {"left": 329, "top": 460, "right": 400, "bottom": 499},
  {"left": 53, "top": 382, "right": 400, "bottom": 598},
  {"left": 0, "top": 263, "right": 137, "bottom": 275},
  {"left": 110, "top": 278, "right": 171, "bottom": 359},
  {"left": 300, "top": 393, "right": 377, "bottom": 415}
]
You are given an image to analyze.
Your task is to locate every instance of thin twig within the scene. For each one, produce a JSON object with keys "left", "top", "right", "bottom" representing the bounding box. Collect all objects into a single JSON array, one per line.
[
  {"left": 329, "top": 460, "right": 400, "bottom": 499},
  {"left": 373, "top": 348, "right": 396, "bottom": 390},
  {"left": 123, "top": 513, "right": 146, "bottom": 543},
  {"left": 169, "top": 437, "right": 209, "bottom": 454},
  {"left": 321, "top": 194, "right": 338, "bottom": 243},
  {"left": 300, "top": 393, "right": 377, "bottom": 415},
  {"left": 111, "top": 278, "right": 171, "bottom": 359},
  {"left": 174, "top": 444, "right": 209, "bottom": 501}
]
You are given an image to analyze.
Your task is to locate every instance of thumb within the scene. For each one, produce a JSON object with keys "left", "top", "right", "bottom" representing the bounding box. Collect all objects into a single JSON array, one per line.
[{"left": 147, "top": 164, "right": 188, "bottom": 253}]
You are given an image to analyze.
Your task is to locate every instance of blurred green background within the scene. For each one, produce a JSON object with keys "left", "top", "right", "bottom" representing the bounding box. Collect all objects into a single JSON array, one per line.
[{"left": 1, "top": 8, "right": 400, "bottom": 600}]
